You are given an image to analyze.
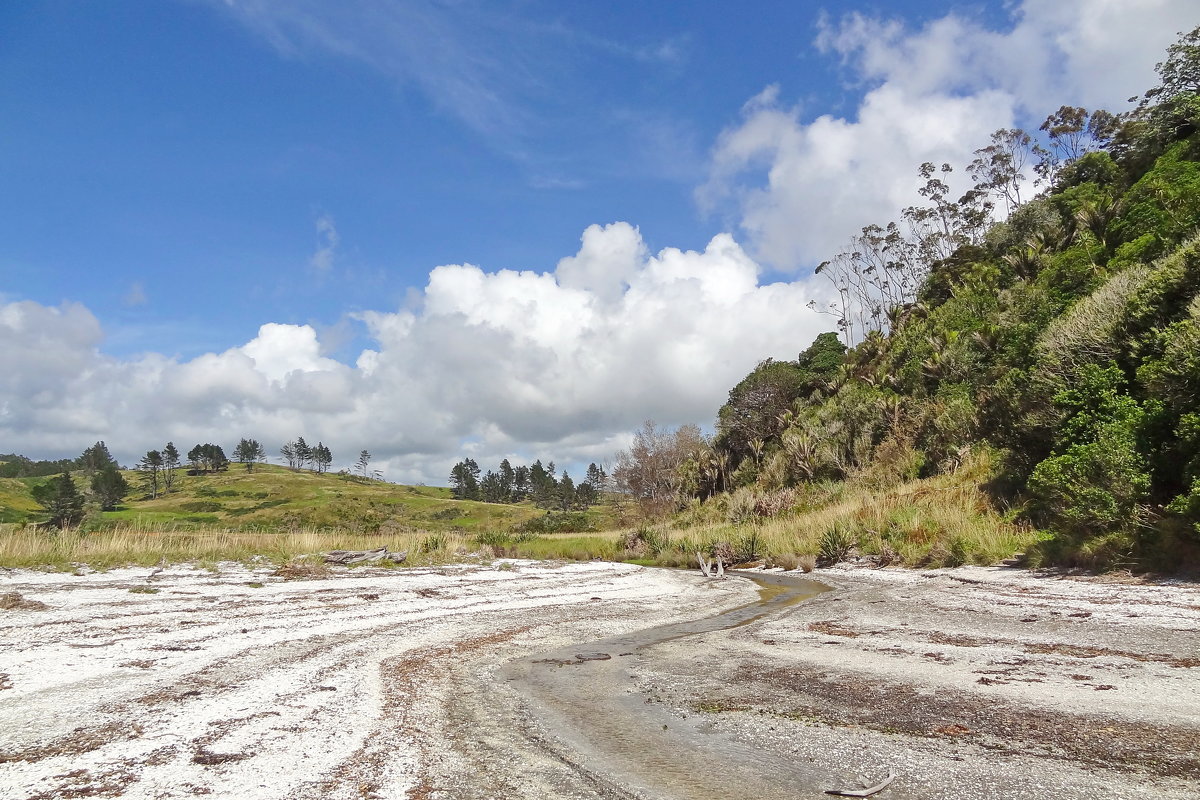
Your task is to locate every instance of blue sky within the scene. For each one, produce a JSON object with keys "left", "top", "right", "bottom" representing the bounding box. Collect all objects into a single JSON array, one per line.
[
  {"left": 1, "top": 0, "right": 1195, "bottom": 480},
  {"left": 2, "top": 0, "right": 997, "bottom": 358}
]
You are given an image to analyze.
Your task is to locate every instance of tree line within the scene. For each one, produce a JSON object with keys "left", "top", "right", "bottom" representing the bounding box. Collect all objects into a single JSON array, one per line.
[{"left": 448, "top": 458, "right": 608, "bottom": 511}]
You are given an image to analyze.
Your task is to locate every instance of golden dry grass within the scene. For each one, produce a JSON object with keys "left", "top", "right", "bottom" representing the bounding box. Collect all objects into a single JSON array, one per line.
[
  {"left": 0, "top": 453, "right": 1033, "bottom": 571},
  {"left": 0, "top": 526, "right": 467, "bottom": 570},
  {"left": 640, "top": 450, "right": 1037, "bottom": 568}
]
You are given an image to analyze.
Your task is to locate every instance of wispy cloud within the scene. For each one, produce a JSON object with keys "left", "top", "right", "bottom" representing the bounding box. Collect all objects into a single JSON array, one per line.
[
  {"left": 310, "top": 214, "right": 339, "bottom": 273},
  {"left": 122, "top": 282, "right": 148, "bottom": 307},
  {"left": 528, "top": 174, "right": 586, "bottom": 191},
  {"left": 208, "top": 0, "right": 693, "bottom": 174}
]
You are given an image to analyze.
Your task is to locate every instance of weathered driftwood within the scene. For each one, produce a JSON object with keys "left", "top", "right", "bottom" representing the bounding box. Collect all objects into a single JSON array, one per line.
[
  {"left": 825, "top": 769, "right": 896, "bottom": 797},
  {"left": 696, "top": 552, "right": 725, "bottom": 578},
  {"left": 324, "top": 547, "right": 407, "bottom": 565},
  {"left": 146, "top": 557, "right": 167, "bottom": 581}
]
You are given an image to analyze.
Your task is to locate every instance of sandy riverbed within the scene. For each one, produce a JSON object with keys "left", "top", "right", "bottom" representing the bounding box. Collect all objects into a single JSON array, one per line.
[{"left": 1, "top": 560, "right": 1197, "bottom": 799}]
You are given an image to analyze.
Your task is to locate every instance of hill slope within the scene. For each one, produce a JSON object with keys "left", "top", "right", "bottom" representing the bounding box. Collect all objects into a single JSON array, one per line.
[
  {"left": 687, "top": 31, "right": 1200, "bottom": 571},
  {"left": 1, "top": 464, "right": 611, "bottom": 533}
]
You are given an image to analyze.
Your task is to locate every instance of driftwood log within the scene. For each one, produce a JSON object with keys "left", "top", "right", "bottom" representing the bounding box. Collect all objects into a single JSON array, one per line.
[
  {"left": 324, "top": 547, "right": 407, "bottom": 565},
  {"left": 825, "top": 769, "right": 896, "bottom": 797}
]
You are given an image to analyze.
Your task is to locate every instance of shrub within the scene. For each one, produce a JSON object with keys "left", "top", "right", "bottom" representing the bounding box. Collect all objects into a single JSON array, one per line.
[
  {"left": 1027, "top": 364, "right": 1151, "bottom": 551},
  {"left": 769, "top": 552, "right": 801, "bottom": 570},
  {"left": 818, "top": 523, "right": 858, "bottom": 565},
  {"left": 731, "top": 529, "right": 762, "bottom": 562},
  {"left": 1166, "top": 478, "right": 1200, "bottom": 537},
  {"left": 619, "top": 526, "right": 665, "bottom": 557},
  {"left": 1028, "top": 440, "right": 1150, "bottom": 539},
  {"left": 180, "top": 501, "right": 222, "bottom": 513},
  {"left": 514, "top": 512, "right": 596, "bottom": 534},
  {"left": 726, "top": 488, "right": 758, "bottom": 525},
  {"left": 474, "top": 531, "right": 511, "bottom": 548},
  {"left": 418, "top": 534, "right": 446, "bottom": 554}
]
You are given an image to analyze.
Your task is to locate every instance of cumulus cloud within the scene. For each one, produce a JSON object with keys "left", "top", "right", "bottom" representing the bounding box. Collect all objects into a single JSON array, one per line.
[
  {"left": 1, "top": 224, "right": 831, "bottom": 483},
  {"left": 703, "top": 0, "right": 1197, "bottom": 270}
]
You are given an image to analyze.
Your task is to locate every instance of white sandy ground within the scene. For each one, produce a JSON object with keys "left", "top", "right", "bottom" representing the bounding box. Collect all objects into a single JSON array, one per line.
[
  {"left": 2, "top": 560, "right": 1199, "bottom": 799},
  {"left": 0, "top": 560, "right": 755, "bottom": 799},
  {"left": 638, "top": 564, "right": 1200, "bottom": 799}
]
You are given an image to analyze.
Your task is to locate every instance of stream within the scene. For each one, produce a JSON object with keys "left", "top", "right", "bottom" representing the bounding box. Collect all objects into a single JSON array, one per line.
[{"left": 503, "top": 571, "right": 829, "bottom": 799}]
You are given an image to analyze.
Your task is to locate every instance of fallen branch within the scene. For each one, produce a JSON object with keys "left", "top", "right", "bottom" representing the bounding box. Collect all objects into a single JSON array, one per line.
[
  {"left": 324, "top": 548, "right": 407, "bottom": 565},
  {"left": 825, "top": 769, "right": 896, "bottom": 797}
]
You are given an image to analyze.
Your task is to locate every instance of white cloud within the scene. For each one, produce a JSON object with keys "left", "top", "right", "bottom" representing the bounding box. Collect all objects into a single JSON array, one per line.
[
  {"left": 310, "top": 214, "right": 339, "bottom": 273},
  {"left": 1, "top": 224, "right": 832, "bottom": 482},
  {"left": 704, "top": 0, "right": 1197, "bottom": 271},
  {"left": 701, "top": 83, "right": 1013, "bottom": 269}
]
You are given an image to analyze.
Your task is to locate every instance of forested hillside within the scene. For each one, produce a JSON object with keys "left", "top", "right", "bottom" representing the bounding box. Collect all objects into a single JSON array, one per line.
[{"left": 661, "top": 28, "right": 1200, "bottom": 570}]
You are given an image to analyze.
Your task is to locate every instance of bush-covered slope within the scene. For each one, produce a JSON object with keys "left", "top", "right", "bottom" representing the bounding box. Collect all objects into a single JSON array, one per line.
[{"left": 692, "top": 29, "right": 1200, "bottom": 571}]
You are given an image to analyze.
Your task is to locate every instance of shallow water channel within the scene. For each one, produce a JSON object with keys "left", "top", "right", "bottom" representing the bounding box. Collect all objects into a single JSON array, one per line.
[{"left": 503, "top": 572, "right": 829, "bottom": 798}]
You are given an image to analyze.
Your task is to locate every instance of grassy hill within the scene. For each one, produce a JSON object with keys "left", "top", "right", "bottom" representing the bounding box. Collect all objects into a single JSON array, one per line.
[
  {"left": 0, "top": 477, "right": 45, "bottom": 523},
  {"left": 0, "top": 464, "right": 614, "bottom": 534}
]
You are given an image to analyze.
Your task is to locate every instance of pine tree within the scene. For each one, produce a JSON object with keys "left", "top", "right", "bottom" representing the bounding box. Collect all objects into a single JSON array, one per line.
[
  {"left": 498, "top": 458, "right": 515, "bottom": 502},
  {"left": 313, "top": 442, "right": 332, "bottom": 473},
  {"left": 234, "top": 438, "right": 266, "bottom": 472},
  {"left": 585, "top": 462, "right": 607, "bottom": 491},
  {"left": 449, "top": 459, "right": 481, "bottom": 500},
  {"left": 78, "top": 441, "right": 117, "bottom": 474},
  {"left": 91, "top": 465, "right": 129, "bottom": 511},
  {"left": 31, "top": 472, "right": 85, "bottom": 529},
  {"left": 187, "top": 444, "right": 204, "bottom": 471},
  {"left": 162, "top": 442, "right": 180, "bottom": 492},
  {"left": 295, "top": 437, "right": 311, "bottom": 469},
  {"left": 557, "top": 471, "right": 576, "bottom": 511},
  {"left": 578, "top": 462, "right": 607, "bottom": 507},
  {"left": 512, "top": 464, "right": 530, "bottom": 501},
  {"left": 138, "top": 450, "right": 163, "bottom": 498},
  {"left": 480, "top": 470, "right": 506, "bottom": 503},
  {"left": 529, "top": 460, "right": 557, "bottom": 509},
  {"left": 188, "top": 444, "right": 228, "bottom": 473}
]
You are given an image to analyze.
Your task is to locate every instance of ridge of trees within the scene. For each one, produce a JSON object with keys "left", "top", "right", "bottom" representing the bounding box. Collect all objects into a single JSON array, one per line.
[{"left": 448, "top": 457, "right": 608, "bottom": 511}]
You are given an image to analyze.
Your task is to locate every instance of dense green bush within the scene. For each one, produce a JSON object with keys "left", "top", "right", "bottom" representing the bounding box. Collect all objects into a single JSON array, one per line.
[
  {"left": 180, "top": 500, "right": 222, "bottom": 513},
  {"left": 514, "top": 512, "right": 597, "bottom": 534},
  {"left": 690, "top": 30, "right": 1200, "bottom": 570}
]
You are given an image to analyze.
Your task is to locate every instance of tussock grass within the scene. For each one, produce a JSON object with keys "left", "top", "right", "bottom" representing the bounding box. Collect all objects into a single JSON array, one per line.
[
  {"left": 638, "top": 450, "right": 1037, "bottom": 569},
  {"left": 0, "top": 525, "right": 459, "bottom": 571},
  {"left": 0, "top": 523, "right": 628, "bottom": 571},
  {"left": 0, "top": 453, "right": 1032, "bottom": 571}
]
